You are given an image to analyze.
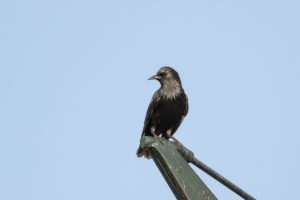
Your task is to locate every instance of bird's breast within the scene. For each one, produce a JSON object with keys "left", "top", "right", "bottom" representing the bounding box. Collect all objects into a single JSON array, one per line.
[{"left": 153, "top": 95, "right": 186, "bottom": 130}]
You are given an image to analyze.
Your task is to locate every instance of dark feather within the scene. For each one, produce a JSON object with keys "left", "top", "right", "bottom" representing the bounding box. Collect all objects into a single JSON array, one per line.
[{"left": 137, "top": 67, "right": 188, "bottom": 158}]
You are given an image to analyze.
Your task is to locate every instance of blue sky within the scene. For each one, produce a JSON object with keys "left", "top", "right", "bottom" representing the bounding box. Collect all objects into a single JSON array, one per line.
[{"left": 0, "top": 0, "right": 299, "bottom": 199}]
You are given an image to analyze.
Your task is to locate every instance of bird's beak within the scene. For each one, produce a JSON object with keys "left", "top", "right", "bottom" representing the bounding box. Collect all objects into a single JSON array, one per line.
[{"left": 148, "top": 75, "right": 161, "bottom": 80}]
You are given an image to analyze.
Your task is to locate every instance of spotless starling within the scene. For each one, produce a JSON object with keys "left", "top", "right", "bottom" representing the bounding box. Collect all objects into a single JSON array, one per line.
[{"left": 137, "top": 67, "right": 189, "bottom": 158}]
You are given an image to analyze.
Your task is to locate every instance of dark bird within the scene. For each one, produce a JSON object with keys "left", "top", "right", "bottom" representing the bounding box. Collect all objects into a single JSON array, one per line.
[{"left": 137, "top": 67, "right": 189, "bottom": 158}]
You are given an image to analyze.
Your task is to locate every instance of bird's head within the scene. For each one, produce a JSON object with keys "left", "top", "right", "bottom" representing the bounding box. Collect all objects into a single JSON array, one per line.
[{"left": 148, "top": 67, "right": 182, "bottom": 87}]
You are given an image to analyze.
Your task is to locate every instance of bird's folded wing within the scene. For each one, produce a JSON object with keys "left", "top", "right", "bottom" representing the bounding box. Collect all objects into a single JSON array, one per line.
[{"left": 141, "top": 91, "right": 160, "bottom": 136}]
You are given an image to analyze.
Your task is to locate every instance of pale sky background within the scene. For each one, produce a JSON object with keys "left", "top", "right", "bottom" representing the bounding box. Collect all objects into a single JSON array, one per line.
[{"left": 0, "top": 1, "right": 299, "bottom": 199}]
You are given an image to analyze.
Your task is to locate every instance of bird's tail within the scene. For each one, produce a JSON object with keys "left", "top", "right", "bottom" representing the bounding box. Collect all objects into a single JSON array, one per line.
[{"left": 136, "top": 146, "right": 152, "bottom": 159}]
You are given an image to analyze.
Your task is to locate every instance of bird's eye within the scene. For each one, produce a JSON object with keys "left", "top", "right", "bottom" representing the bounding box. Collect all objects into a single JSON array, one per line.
[{"left": 159, "top": 72, "right": 167, "bottom": 76}]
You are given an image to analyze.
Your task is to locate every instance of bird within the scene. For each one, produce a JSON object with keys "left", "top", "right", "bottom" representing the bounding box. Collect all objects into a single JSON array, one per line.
[{"left": 137, "top": 66, "right": 189, "bottom": 158}]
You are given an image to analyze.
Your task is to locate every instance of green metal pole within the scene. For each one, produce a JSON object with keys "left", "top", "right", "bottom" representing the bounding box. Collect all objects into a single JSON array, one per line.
[
  {"left": 177, "top": 146, "right": 256, "bottom": 200},
  {"left": 139, "top": 136, "right": 256, "bottom": 200},
  {"left": 140, "top": 136, "right": 218, "bottom": 200}
]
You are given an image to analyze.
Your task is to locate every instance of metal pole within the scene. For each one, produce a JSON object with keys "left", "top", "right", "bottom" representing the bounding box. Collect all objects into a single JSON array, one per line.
[
  {"left": 177, "top": 146, "right": 256, "bottom": 200},
  {"left": 139, "top": 136, "right": 218, "bottom": 200}
]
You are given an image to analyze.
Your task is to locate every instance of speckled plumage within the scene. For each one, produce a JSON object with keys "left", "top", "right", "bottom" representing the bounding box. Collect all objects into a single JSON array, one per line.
[{"left": 137, "top": 67, "right": 188, "bottom": 158}]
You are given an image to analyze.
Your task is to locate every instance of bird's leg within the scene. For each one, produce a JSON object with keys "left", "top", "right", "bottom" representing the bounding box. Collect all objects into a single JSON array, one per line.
[
  {"left": 150, "top": 126, "right": 159, "bottom": 139},
  {"left": 166, "top": 129, "right": 183, "bottom": 147},
  {"left": 151, "top": 126, "right": 163, "bottom": 144},
  {"left": 160, "top": 136, "right": 167, "bottom": 140}
]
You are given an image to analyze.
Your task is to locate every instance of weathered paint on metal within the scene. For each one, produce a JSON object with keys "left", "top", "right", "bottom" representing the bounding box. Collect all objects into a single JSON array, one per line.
[
  {"left": 140, "top": 136, "right": 218, "bottom": 200},
  {"left": 177, "top": 146, "right": 256, "bottom": 200}
]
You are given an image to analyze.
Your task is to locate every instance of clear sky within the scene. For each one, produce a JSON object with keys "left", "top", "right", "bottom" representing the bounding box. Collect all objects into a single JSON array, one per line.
[{"left": 0, "top": 0, "right": 299, "bottom": 199}]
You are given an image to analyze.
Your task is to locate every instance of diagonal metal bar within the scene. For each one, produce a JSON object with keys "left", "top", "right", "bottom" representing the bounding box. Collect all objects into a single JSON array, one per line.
[
  {"left": 139, "top": 136, "right": 256, "bottom": 200},
  {"left": 140, "top": 136, "right": 217, "bottom": 200},
  {"left": 177, "top": 146, "right": 256, "bottom": 200}
]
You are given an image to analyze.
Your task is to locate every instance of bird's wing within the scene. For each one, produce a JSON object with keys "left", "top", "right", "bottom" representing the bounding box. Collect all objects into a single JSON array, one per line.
[
  {"left": 141, "top": 91, "right": 159, "bottom": 136},
  {"left": 171, "top": 94, "right": 189, "bottom": 134},
  {"left": 184, "top": 95, "right": 189, "bottom": 117},
  {"left": 179, "top": 94, "right": 189, "bottom": 125}
]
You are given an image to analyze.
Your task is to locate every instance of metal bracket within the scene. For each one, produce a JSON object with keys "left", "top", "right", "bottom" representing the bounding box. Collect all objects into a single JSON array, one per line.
[{"left": 140, "top": 136, "right": 218, "bottom": 200}]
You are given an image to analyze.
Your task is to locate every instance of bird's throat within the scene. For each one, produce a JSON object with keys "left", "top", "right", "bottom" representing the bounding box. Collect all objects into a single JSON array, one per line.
[{"left": 160, "top": 82, "right": 182, "bottom": 99}]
